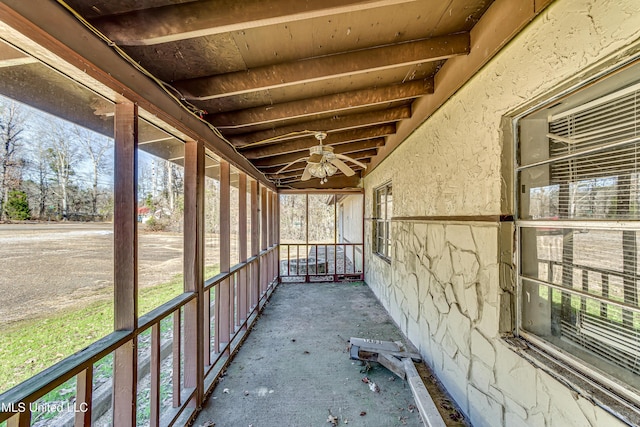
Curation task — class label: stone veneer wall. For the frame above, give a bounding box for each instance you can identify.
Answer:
[363,1,640,426]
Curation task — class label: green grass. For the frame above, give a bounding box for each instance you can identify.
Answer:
[0,265,219,395]
[537,285,640,330]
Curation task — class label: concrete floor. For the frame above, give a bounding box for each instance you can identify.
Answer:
[193,282,423,427]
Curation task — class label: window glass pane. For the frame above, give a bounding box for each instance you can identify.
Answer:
[137,121,184,316]
[519,164,640,220]
[279,194,306,243]
[204,153,220,279]
[0,96,115,393]
[521,279,640,391]
[520,226,640,308]
[386,185,393,220]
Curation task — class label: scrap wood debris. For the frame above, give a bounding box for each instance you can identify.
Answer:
[327,410,338,426]
[361,376,380,392]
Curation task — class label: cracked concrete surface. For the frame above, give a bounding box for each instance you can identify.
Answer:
[193,282,466,427]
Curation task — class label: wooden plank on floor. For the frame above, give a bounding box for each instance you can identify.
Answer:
[350,337,402,353]
[377,353,406,380]
[403,359,446,427]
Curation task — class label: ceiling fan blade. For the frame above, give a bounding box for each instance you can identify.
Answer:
[335,154,368,169]
[276,157,309,174]
[329,158,355,176]
[308,153,323,163]
[301,163,313,181]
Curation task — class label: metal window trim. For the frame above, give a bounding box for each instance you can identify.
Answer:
[550,80,640,121]
[518,330,640,411]
[373,181,392,259]
[518,219,640,231]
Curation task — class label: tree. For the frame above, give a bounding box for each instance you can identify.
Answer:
[74,125,112,217]
[0,101,24,220]
[44,121,79,220]
[22,138,52,219]
[4,189,30,220]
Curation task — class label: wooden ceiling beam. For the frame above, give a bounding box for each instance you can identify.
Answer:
[92,0,420,46]
[228,106,411,145]
[175,33,469,100]
[0,42,37,67]
[254,145,379,168]
[284,174,362,189]
[210,80,433,129]
[239,125,394,159]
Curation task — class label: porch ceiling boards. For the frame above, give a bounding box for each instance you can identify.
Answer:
[0,0,553,189]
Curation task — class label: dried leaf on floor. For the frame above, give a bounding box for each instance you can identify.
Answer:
[327,414,338,426]
[198,421,215,427]
[399,415,408,425]
[361,377,370,384]
[408,404,416,413]
[359,411,367,416]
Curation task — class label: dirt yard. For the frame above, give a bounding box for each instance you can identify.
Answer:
[0,222,186,325]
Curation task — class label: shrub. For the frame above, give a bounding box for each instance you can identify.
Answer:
[144,216,168,232]
[4,190,31,220]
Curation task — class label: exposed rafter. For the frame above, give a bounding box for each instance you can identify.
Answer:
[227,106,411,145]
[175,33,469,100]
[284,174,362,189]
[210,80,433,129]
[91,0,420,46]
[239,125,394,159]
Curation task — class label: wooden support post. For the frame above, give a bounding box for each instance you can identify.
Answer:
[74,368,93,427]
[7,411,30,427]
[172,309,181,407]
[251,181,259,308]
[113,101,138,427]
[217,161,231,352]
[261,187,268,295]
[238,174,248,327]
[150,323,161,427]
[183,139,204,405]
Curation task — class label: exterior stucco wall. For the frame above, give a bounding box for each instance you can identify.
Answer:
[363,1,640,426]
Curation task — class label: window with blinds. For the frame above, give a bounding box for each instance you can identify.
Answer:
[516,75,640,403]
[374,182,392,261]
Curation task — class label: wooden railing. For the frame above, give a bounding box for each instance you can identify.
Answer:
[0,245,279,427]
[535,259,640,375]
[279,243,364,282]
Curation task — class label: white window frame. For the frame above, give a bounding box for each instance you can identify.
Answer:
[373,182,391,261]
[513,60,640,415]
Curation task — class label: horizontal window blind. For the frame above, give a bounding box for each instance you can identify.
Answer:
[517,78,640,398]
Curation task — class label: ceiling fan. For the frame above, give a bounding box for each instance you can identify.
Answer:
[276,132,367,183]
